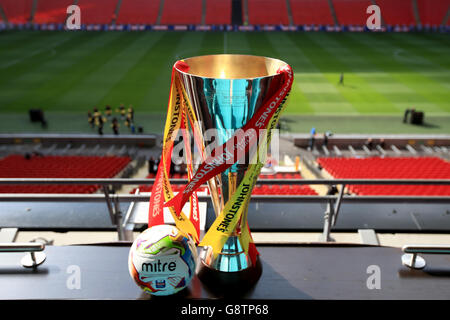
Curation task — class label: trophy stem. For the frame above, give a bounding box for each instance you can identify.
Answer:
[197,168,263,294]
[196,237,262,295]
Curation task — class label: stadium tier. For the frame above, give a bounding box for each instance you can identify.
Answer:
[34,0,73,24]
[317,157,450,196]
[0,0,33,23]
[1,0,448,27]
[159,0,202,25]
[77,0,119,25]
[0,155,131,193]
[332,0,372,26]
[134,172,317,195]
[205,0,231,25]
[247,0,290,25]
[417,0,450,26]
[375,0,416,26]
[289,0,335,25]
[116,0,160,25]
[255,173,318,195]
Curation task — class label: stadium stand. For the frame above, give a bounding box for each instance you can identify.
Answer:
[2,0,447,27]
[255,173,318,195]
[289,0,335,25]
[416,0,450,26]
[0,155,131,193]
[332,0,372,26]
[34,0,73,24]
[77,0,119,25]
[376,0,416,26]
[247,0,290,25]
[133,172,317,195]
[317,157,450,196]
[116,0,160,25]
[0,0,33,23]
[159,0,202,25]
[205,0,231,25]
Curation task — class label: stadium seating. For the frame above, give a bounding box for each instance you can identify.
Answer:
[77,0,119,24]
[332,0,372,26]
[0,155,131,193]
[247,0,290,25]
[116,0,160,25]
[254,173,318,195]
[317,157,450,196]
[205,0,231,25]
[3,0,447,27]
[0,0,33,23]
[134,172,317,195]
[34,0,73,24]
[416,0,450,26]
[289,0,335,25]
[376,0,416,26]
[160,0,202,25]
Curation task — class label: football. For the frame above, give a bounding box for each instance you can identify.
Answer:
[128,224,197,296]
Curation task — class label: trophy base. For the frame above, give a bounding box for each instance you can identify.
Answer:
[196,255,262,296]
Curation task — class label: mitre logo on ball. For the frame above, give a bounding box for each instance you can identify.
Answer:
[128,224,197,296]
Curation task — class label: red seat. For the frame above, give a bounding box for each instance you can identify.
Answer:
[0,155,131,194]
[317,156,450,196]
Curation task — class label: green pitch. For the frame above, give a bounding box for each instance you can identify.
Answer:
[0,30,449,134]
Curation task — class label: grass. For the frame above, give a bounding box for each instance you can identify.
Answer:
[0,30,449,134]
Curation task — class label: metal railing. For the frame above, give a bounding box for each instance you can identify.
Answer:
[0,178,449,185]
[0,178,449,242]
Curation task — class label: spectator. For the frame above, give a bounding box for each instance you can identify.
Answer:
[127,105,134,122]
[111,117,119,135]
[87,111,94,128]
[148,156,156,174]
[105,105,112,118]
[155,155,161,171]
[323,131,333,148]
[327,185,338,195]
[378,138,386,149]
[93,108,101,126]
[265,152,277,168]
[97,116,104,135]
[308,127,316,151]
[323,133,328,148]
[365,137,374,150]
[295,156,300,172]
[117,104,126,120]
[403,109,410,123]
[124,115,131,128]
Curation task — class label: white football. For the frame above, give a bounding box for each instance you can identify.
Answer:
[128,224,197,296]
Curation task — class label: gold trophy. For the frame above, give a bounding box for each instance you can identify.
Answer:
[171,54,292,293]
